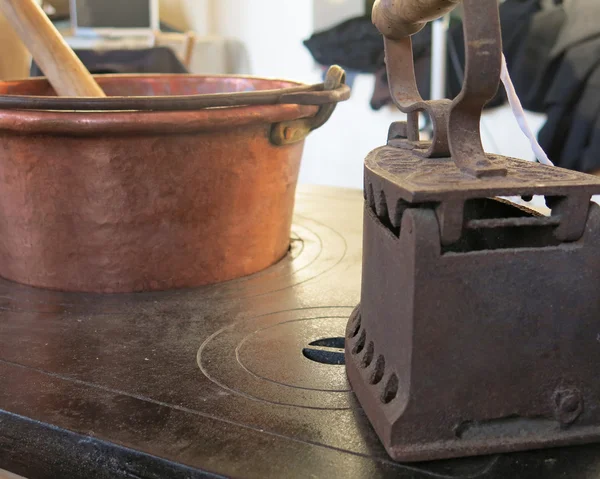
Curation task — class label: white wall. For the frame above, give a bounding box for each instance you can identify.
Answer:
[313,0,364,31]
[211,0,316,83]
[301,76,403,188]
[160,0,211,35]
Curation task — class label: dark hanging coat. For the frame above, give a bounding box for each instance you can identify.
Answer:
[525,0,600,172]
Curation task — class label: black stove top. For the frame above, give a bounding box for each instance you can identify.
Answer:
[1,185,600,479]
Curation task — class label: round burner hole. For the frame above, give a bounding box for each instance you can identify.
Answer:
[302,337,346,365]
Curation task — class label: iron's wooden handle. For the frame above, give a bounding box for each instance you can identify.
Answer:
[373,0,460,39]
[0,0,105,97]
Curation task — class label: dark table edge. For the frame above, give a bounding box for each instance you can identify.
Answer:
[0,409,226,479]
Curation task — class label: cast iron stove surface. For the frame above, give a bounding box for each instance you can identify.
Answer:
[1,185,600,478]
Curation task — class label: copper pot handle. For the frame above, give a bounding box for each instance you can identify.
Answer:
[0,66,349,112]
[372,0,460,39]
[271,65,347,145]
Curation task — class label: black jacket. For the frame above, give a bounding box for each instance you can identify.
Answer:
[522,0,600,172]
[302,0,540,109]
[537,37,600,172]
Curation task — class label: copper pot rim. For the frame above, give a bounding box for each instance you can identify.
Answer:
[0,104,319,135]
[0,74,324,135]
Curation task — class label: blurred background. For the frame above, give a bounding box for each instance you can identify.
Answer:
[2,0,596,189]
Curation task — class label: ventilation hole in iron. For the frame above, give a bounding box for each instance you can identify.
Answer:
[361,341,374,368]
[376,190,389,220]
[348,312,362,338]
[444,198,561,253]
[370,355,385,385]
[352,329,366,355]
[370,201,400,237]
[366,182,376,208]
[381,373,399,404]
[390,198,410,229]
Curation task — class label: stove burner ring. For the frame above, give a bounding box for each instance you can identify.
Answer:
[197,307,356,410]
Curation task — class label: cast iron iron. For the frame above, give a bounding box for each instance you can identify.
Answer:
[345,0,600,463]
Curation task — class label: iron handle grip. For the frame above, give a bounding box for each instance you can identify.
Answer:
[372,0,460,39]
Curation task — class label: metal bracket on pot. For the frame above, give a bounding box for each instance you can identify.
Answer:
[345,0,600,464]
[270,65,347,146]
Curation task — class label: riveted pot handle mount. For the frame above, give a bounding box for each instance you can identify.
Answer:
[271,65,347,145]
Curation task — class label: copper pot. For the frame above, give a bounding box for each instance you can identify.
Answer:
[0,68,348,293]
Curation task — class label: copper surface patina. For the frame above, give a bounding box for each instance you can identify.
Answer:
[0,69,349,292]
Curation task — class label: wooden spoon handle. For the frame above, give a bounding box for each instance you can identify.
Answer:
[0,0,105,97]
[373,0,460,39]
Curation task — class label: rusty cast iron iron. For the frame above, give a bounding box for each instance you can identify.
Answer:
[0,67,349,293]
[345,0,600,463]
